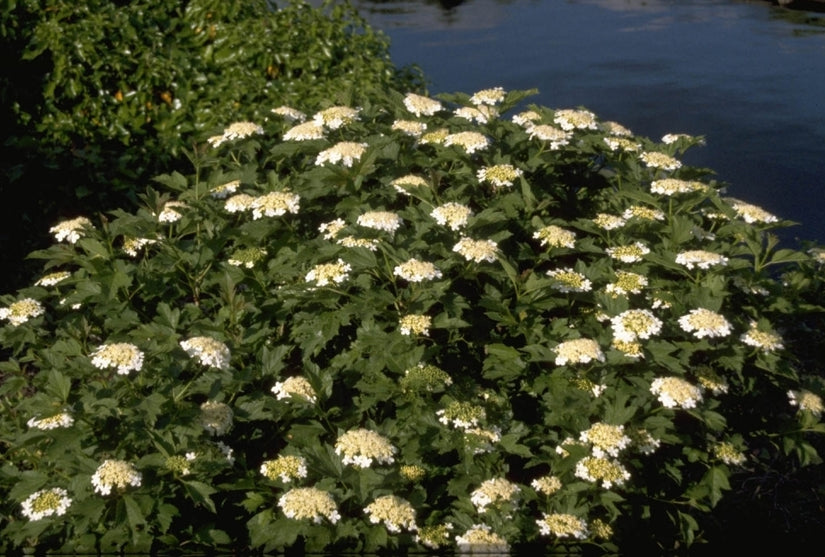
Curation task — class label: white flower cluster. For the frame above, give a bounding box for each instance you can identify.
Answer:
[21,488,72,521]
[334,428,396,468]
[90,342,145,375]
[91,459,142,495]
[180,336,231,369]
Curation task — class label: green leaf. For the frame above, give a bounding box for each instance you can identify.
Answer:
[483,343,526,381]
[703,466,731,507]
[45,369,72,402]
[153,171,189,192]
[183,480,217,513]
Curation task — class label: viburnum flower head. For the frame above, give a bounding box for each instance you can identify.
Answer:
[574,456,631,489]
[623,204,665,221]
[90,342,145,375]
[536,513,589,539]
[604,136,641,152]
[400,363,453,392]
[675,250,729,270]
[531,475,562,496]
[207,121,264,147]
[455,524,509,553]
[662,132,699,144]
[400,464,427,482]
[315,141,368,167]
[534,224,576,249]
[224,193,255,213]
[199,401,234,436]
[335,428,396,468]
[454,105,497,124]
[713,442,747,466]
[437,400,486,430]
[392,119,427,137]
[740,322,784,352]
[391,174,429,195]
[164,454,196,476]
[444,131,490,154]
[271,105,306,122]
[553,108,598,131]
[0,298,45,326]
[282,120,325,141]
[393,258,442,282]
[605,242,650,263]
[28,412,74,430]
[610,309,663,342]
[470,477,521,513]
[640,151,682,171]
[305,259,351,287]
[465,426,502,454]
[364,495,417,533]
[260,455,308,483]
[50,216,93,244]
[158,201,186,223]
[403,92,443,117]
[35,271,71,287]
[470,86,506,105]
[21,488,72,521]
[546,268,592,293]
[180,336,231,369]
[415,523,454,549]
[788,389,824,417]
[399,314,431,336]
[419,127,449,145]
[319,218,346,240]
[271,376,317,403]
[580,422,631,458]
[611,338,644,360]
[312,105,360,129]
[453,238,498,263]
[357,210,402,234]
[593,213,626,230]
[477,164,523,188]
[209,179,240,199]
[605,270,648,297]
[251,191,300,219]
[725,197,779,224]
[678,308,732,339]
[528,124,571,148]
[553,338,605,366]
[278,487,340,524]
[338,236,380,250]
[601,120,633,136]
[651,376,703,409]
[650,178,707,196]
[512,109,542,127]
[91,459,142,495]
[431,202,472,230]
[631,428,661,454]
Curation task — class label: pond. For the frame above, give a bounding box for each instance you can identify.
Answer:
[333,0,825,245]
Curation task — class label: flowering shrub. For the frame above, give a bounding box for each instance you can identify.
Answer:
[0,0,420,292]
[1,84,825,553]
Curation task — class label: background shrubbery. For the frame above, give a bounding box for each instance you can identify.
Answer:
[0,0,421,291]
[1,0,824,554]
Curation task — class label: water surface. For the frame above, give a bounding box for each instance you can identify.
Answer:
[345,0,825,244]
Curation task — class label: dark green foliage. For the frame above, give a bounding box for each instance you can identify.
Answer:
[0,0,422,291]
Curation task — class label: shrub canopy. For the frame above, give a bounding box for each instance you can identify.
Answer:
[2,82,824,552]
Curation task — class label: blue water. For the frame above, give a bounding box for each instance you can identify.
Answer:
[346,0,825,244]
